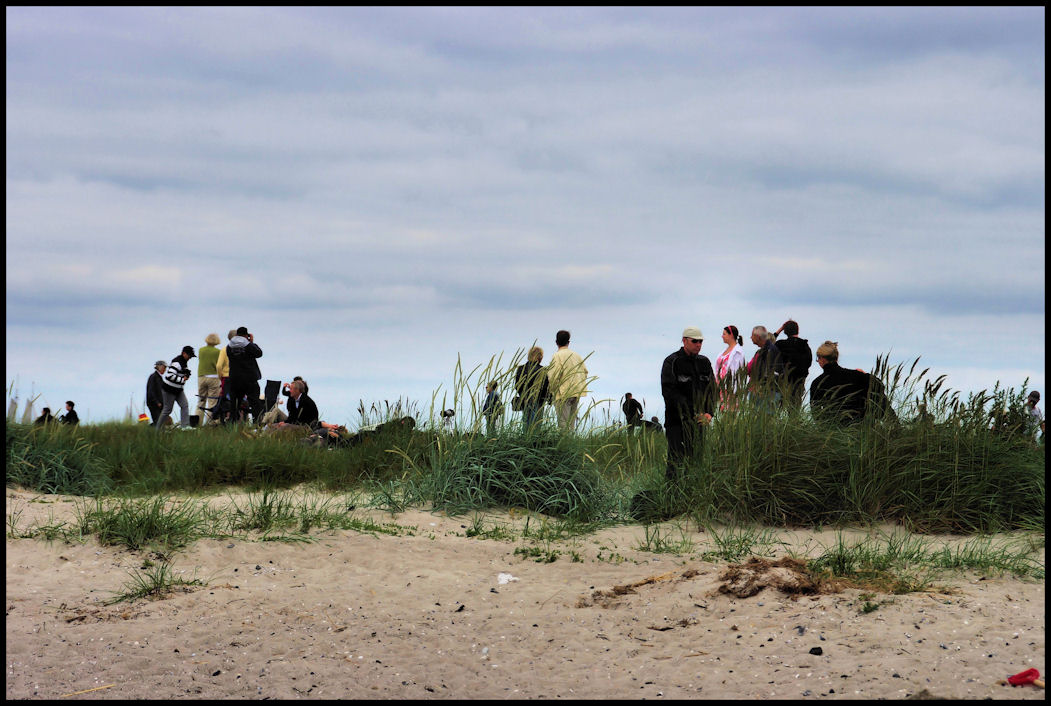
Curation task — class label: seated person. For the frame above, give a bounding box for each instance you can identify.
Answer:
[60,401,80,425]
[282,376,308,396]
[271,380,319,431]
[305,416,417,448]
[34,407,55,425]
[809,341,893,425]
[640,415,663,433]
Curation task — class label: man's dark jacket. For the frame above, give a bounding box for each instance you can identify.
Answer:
[146,371,165,412]
[750,340,785,389]
[775,336,812,388]
[286,393,319,428]
[623,397,643,425]
[661,348,715,428]
[226,337,263,382]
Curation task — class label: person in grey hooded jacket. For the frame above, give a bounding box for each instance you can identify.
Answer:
[226,326,263,423]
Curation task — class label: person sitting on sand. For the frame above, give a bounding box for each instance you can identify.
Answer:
[34,407,55,425]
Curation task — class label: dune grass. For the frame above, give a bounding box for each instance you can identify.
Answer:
[5,355,1044,537]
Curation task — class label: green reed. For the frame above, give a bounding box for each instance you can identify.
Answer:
[6,355,1044,533]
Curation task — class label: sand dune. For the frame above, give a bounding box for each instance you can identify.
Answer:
[5,488,1045,700]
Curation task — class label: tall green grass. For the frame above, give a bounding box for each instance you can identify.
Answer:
[5,355,1045,533]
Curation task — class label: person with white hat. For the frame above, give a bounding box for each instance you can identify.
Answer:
[661,326,715,482]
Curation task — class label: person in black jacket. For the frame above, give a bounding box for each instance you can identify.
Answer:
[749,325,785,410]
[274,379,319,430]
[809,341,893,425]
[661,326,715,481]
[34,407,54,425]
[226,326,263,423]
[60,400,79,426]
[773,319,812,409]
[146,360,167,425]
[515,346,550,431]
[622,392,644,435]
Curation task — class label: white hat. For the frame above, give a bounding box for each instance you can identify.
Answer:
[682,326,704,340]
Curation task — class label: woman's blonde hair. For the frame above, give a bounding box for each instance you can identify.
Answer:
[528,346,544,363]
[205,332,221,346]
[816,340,839,362]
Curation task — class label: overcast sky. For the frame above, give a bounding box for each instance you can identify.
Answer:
[6,7,1045,427]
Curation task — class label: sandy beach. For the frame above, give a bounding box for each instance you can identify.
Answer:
[5,487,1045,700]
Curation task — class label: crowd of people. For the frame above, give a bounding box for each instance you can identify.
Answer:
[127,319,1042,468]
[495,320,1044,483]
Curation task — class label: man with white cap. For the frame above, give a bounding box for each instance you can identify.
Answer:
[661,326,715,481]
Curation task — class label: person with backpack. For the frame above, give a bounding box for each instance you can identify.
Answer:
[774,319,812,409]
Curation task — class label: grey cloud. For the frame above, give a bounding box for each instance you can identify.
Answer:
[751,281,1043,317]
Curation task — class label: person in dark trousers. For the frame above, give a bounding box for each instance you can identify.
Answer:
[226,326,263,423]
[809,341,893,425]
[622,392,644,434]
[773,319,812,409]
[661,326,715,481]
[146,360,167,425]
[60,400,80,425]
[482,381,502,436]
[515,346,550,431]
[158,347,195,429]
[749,325,785,410]
[34,407,55,425]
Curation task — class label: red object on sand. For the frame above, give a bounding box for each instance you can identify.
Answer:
[1007,668,1040,686]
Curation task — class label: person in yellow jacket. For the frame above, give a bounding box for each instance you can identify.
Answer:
[213,329,236,423]
[546,329,588,431]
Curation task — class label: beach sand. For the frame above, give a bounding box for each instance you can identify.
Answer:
[5,488,1045,700]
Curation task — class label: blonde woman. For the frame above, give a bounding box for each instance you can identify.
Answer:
[515,346,550,430]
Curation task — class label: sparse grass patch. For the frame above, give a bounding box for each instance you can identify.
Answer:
[635,523,696,554]
[74,496,209,552]
[700,523,783,563]
[104,559,206,605]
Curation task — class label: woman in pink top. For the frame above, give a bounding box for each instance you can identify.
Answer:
[715,325,746,410]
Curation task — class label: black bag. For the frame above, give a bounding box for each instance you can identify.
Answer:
[511,396,523,412]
